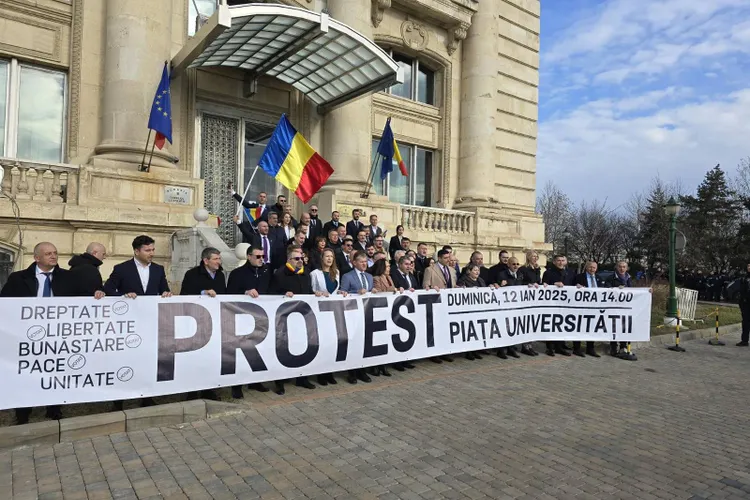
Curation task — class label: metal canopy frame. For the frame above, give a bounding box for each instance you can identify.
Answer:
[172,3,403,113]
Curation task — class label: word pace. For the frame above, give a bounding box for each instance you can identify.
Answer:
[156,295,443,381]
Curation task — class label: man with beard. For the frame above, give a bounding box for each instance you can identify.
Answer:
[269,245,322,394]
[346,208,365,238]
[323,210,342,235]
[488,250,510,286]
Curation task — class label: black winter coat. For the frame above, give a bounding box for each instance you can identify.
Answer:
[270,266,313,295]
[68,253,104,295]
[226,262,272,295]
[181,265,227,295]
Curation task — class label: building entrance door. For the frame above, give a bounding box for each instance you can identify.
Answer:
[200,112,280,248]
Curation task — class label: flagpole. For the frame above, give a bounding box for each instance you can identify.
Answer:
[138,130,153,172]
[361,153,382,199]
[235,165,260,219]
[144,140,157,173]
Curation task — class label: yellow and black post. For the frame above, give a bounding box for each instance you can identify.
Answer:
[668,309,686,352]
[708,307,725,346]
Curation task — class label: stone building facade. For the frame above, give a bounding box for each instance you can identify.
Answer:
[0,0,547,288]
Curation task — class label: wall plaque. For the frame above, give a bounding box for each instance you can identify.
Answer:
[164,186,191,205]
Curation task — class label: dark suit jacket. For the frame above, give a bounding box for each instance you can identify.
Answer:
[103,259,170,296]
[181,265,227,295]
[391,268,418,290]
[389,236,404,258]
[542,267,576,286]
[251,233,285,269]
[365,225,383,243]
[0,264,73,297]
[498,269,527,287]
[336,250,354,275]
[67,253,104,295]
[346,219,365,239]
[308,217,323,241]
[575,272,606,288]
[323,220,343,236]
[413,256,431,286]
[232,193,269,222]
[353,241,368,253]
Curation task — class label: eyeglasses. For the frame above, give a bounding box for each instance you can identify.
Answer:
[310,209,318,211]
[291,257,303,261]
[251,255,264,259]
[510,263,521,266]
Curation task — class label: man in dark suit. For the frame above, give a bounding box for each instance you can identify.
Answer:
[267,212,285,242]
[391,255,418,291]
[497,257,529,359]
[0,242,83,425]
[322,210,342,236]
[353,229,369,253]
[181,247,226,401]
[67,242,107,296]
[572,261,604,358]
[308,205,323,240]
[340,251,375,383]
[365,214,384,244]
[461,251,490,283]
[488,250,510,285]
[336,241,355,275]
[542,254,576,357]
[229,184,269,222]
[104,235,171,409]
[413,243,432,286]
[250,221,284,270]
[346,208,365,238]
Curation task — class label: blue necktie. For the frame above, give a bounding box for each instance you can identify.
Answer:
[42,273,52,297]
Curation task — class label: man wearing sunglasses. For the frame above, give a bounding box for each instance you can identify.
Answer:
[336,238,355,274]
[497,256,537,358]
[226,246,273,397]
[269,245,321,394]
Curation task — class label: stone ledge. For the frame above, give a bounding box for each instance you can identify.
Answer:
[0,420,59,450]
[0,399,233,452]
[60,411,125,442]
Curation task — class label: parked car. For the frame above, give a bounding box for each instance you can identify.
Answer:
[596,270,615,284]
[723,279,741,302]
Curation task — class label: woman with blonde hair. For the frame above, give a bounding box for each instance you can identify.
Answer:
[280,212,296,243]
[310,248,347,385]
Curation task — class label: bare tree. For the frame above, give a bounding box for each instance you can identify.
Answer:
[567,199,622,265]
[536,180,574,254]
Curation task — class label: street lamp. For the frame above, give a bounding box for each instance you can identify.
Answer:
[664,196,681,323]
[563,229,571,257]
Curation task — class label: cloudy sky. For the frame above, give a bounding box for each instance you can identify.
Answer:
[538,0,750,206]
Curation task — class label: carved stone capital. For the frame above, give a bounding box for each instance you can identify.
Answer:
[401,20,429,51]
[447,22,470,55]
[371,0,391,28]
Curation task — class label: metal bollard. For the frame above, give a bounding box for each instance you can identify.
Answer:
[668,309,686,352]
[708,307,725,346]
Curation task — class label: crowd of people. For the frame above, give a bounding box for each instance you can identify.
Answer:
[1,190,644,426]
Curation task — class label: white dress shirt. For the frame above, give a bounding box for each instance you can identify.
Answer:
[35,266,53,298]
[134,258,151,293]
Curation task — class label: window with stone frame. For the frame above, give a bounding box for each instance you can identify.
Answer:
[0,59,67,163]
[371,139,434,207]
[383,50,435,106]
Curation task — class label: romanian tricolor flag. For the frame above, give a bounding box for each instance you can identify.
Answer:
[378,117,408,180]
[243,206,262,223]
[258,115,334,203]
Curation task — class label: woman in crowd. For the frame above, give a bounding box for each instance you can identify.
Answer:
[310,248,347,385]
[280,212,296,242]
[389,225,405,259]
[457,263,489,360]
[308,236,327,270]
[518,250,542,356]
[367,259,402,376]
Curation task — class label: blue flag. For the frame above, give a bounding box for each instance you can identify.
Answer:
[378,118,395,180]
[148,63,172,149]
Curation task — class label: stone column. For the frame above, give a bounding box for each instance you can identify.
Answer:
[456,1,497,205]
[92,0,176,169]
[322,0,372,192]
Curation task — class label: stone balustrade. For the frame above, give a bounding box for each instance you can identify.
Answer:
[0,159,79,203]
[401,205,475,235]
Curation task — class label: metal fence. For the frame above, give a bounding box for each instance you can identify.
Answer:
[676,287,700,322]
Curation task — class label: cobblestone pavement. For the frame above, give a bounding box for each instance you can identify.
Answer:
[3,334,750,500]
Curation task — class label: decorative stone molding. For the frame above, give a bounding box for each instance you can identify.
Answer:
[401,20,429,51]
[68,0,84,158]
[447,22,470,55]
[371,0,391,28]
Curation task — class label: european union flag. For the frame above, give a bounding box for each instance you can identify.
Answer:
[148,62,172,149]
[377,117,407,180]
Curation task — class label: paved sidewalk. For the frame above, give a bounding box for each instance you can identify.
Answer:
[3,334,750,500]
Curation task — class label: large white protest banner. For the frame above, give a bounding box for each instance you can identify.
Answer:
[0,287,651,409]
